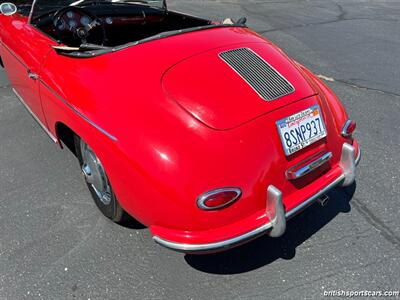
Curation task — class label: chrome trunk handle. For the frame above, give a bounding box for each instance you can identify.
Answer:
[286,152,333,180]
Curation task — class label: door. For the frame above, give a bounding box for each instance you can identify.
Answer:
[0,11,56,127]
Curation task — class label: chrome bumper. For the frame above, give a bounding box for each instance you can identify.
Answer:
[153,143,361,254]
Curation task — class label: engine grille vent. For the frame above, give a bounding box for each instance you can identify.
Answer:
[219,48,295,101]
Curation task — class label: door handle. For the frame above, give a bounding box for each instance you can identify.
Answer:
[27,70,39,81]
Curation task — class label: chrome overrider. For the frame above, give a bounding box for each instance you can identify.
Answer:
[153,143,361,253]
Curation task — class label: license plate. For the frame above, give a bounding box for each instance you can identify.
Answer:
[276,105,327,156]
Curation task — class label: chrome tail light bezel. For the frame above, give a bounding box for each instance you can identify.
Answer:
[197,188,242,211]
[341,119,356,137]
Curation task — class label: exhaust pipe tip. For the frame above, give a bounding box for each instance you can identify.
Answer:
[317,194,329,207]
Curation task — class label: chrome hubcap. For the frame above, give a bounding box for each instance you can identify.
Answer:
[80,140,112,205]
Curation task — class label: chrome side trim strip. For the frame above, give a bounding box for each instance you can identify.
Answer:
[153,174,346,253]
[3,41,116,141]
[38,79,118,141]
[12,88,58,143]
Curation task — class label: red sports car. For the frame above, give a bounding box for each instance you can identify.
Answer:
[0,0,360,253]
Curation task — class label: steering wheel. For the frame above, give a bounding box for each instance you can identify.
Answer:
[53,6,107,46]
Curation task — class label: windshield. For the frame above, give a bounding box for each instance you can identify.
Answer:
[29,0,165,21]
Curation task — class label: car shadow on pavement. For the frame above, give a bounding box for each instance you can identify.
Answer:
[119,218,147,230]
[184,183,356,274]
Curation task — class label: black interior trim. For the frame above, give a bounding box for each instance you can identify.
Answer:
[59,24,247,58]
[31,3,212,47]
[29,3,248,58]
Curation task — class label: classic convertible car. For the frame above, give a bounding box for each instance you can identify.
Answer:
[0,0,360,253]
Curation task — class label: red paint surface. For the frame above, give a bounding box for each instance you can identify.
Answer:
[0,13,359,246]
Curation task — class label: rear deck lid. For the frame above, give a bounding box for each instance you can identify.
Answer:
[162,43,317,130]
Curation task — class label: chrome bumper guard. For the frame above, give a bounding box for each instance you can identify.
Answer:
[153,143,361,254]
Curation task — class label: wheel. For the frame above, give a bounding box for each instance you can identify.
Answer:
[74,135,128,223]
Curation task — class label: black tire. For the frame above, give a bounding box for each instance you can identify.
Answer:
[74,135,128,223]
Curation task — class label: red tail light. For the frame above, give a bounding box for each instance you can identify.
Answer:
[341,120,356,137]
[197,188,242,211]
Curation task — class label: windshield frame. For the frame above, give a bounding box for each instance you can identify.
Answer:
[28,0,166,23]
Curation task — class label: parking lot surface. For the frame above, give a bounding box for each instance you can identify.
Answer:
[0,0,399,299]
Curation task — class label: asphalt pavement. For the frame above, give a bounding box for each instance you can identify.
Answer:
[1,0,399,299]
